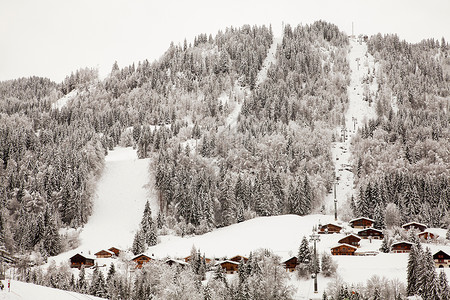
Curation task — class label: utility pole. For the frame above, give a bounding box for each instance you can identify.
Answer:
[341,126,347,142]
[309,232,321,293]
[334,181,339,221]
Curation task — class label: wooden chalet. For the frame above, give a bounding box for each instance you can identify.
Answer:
[218,260,240,274]
[331,244,357,256]
[433,250,450,268]
[319,223,342,234]
[357,228,384,239]
[229,255,248,263]
[349,217,374,229]
[70,253,95,269]
[418,231,438,241]
[132,254,152,269]
[402,222,427,232]
[338,234,361,247]
[94,249,115,259]
[184,255,212,264]
[165,258,188,268]
[391,241,413,253]
[108,247,121,256]
[282,256,298,272]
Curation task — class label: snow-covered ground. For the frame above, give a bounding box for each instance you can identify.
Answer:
[143,214,450,299]
[51,89,78,110]
[49,147,155,266]
[0,279,103,300]
[323,38,378,215]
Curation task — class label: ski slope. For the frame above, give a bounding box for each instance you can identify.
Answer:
[323,38,378,215]
[0,279,103,300]
[78,147,156,252]
[51,147,156,266]
[52,89,78,110]
[222,36,281,130]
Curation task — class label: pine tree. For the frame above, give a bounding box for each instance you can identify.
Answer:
[77,265,87,293]
[407,243,422,296]
[90,265,107,298]
[418,248,438,299]
[298,236,311,263]
[132,229,145,255]
[380,235,391,253]
[438,270,450,300]
[321,252,336,277]
[446,227,450,240]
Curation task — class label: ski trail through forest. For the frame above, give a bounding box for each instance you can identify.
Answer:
[323,38,378,217]
[77,147,155,251]
[224,36,281,129]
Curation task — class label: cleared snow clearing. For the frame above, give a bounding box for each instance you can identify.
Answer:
[323,38,378,215]
[221,36,281,130]
[255,37,281,86]
[51,89,78,110]
[0,279,104,300]
[78,147,155,251]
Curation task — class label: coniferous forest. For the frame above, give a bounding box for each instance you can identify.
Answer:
[0,21,449,299]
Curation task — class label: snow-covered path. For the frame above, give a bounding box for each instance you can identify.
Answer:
[222,36,281,130]
[78,147,156,252]
[51,89,78,110]
[323,38,378,216]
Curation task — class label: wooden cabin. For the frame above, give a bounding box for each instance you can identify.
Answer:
[229,255,248,263]
[319,223,342,234]
[331,244,357,256]
[94,249,114,259]
[132,254,152,269]
[165,258,188,268]
[357,228,384,239]
[391,241,413,253]
[433,250,450,268]
[70,253,95,269]
[108,247,121,256]
[338,234,361,247]
[418,231,438,241]
[349,217,374,229]
[402,222,427,232]
[218,260,240,274]
[282,256,298,272]
[184,255,212,263]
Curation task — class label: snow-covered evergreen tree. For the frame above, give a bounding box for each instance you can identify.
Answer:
[132,229,145,255]
[90,265,107,298]
[438,270,450,300]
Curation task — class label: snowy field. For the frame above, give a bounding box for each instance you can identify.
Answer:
[0,280,103,300]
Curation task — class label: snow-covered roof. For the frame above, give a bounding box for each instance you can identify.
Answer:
[132,253,152,260]
[321,222,342,228]
[215,260,240,266]
[71,253,96,260]
[339,233,361,241]
[417,231,439,238]
[391,241,413,247]
[331,243,358,250]
[432,250,450,258]
[165,258,188,266]
[357,228,383,233]
[94,249,115,255]
[282,256,298,263]
[402,222,427,228]
[349,217,375,223]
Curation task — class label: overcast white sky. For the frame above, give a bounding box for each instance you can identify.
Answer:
[1,0,449,82]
